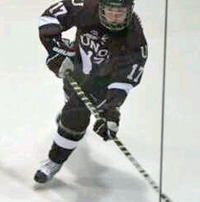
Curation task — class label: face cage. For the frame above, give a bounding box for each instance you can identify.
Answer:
[99,3,133,31]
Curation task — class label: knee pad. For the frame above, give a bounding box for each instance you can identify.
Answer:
[57,106,91,141]
[57,120,86,141]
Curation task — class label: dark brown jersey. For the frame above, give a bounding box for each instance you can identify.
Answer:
[39,0,148,106]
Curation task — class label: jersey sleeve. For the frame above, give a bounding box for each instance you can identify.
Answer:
[107,11,148,96]
[38,0,83,51]
[106,29,148,109]
[108,37,148,96]
[39,0,83,30]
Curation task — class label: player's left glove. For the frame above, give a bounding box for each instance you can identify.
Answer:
[93,107,120,141]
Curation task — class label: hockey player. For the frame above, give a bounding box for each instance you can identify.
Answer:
[34,0,148,183]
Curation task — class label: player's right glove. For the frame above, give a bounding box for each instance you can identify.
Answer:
[46,38,77,78]
[57,55,74,78]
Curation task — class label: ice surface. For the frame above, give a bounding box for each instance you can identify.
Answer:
[0,0,199,201]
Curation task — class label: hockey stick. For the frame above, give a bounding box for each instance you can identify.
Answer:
[65,72,173,202]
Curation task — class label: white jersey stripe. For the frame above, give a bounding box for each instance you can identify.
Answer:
[38,16,60,27]
[54,133,78,150]
[108,82,133,94]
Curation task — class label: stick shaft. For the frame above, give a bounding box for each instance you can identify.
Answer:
[65,74,172,202]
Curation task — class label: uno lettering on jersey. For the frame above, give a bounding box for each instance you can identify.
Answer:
[79,31,110,74]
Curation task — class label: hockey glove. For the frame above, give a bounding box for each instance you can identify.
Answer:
[57,56,74,78]
[93,107,120,141]
[46,38,77,78]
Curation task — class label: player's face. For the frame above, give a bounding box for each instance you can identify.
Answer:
[104,6,127,24]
